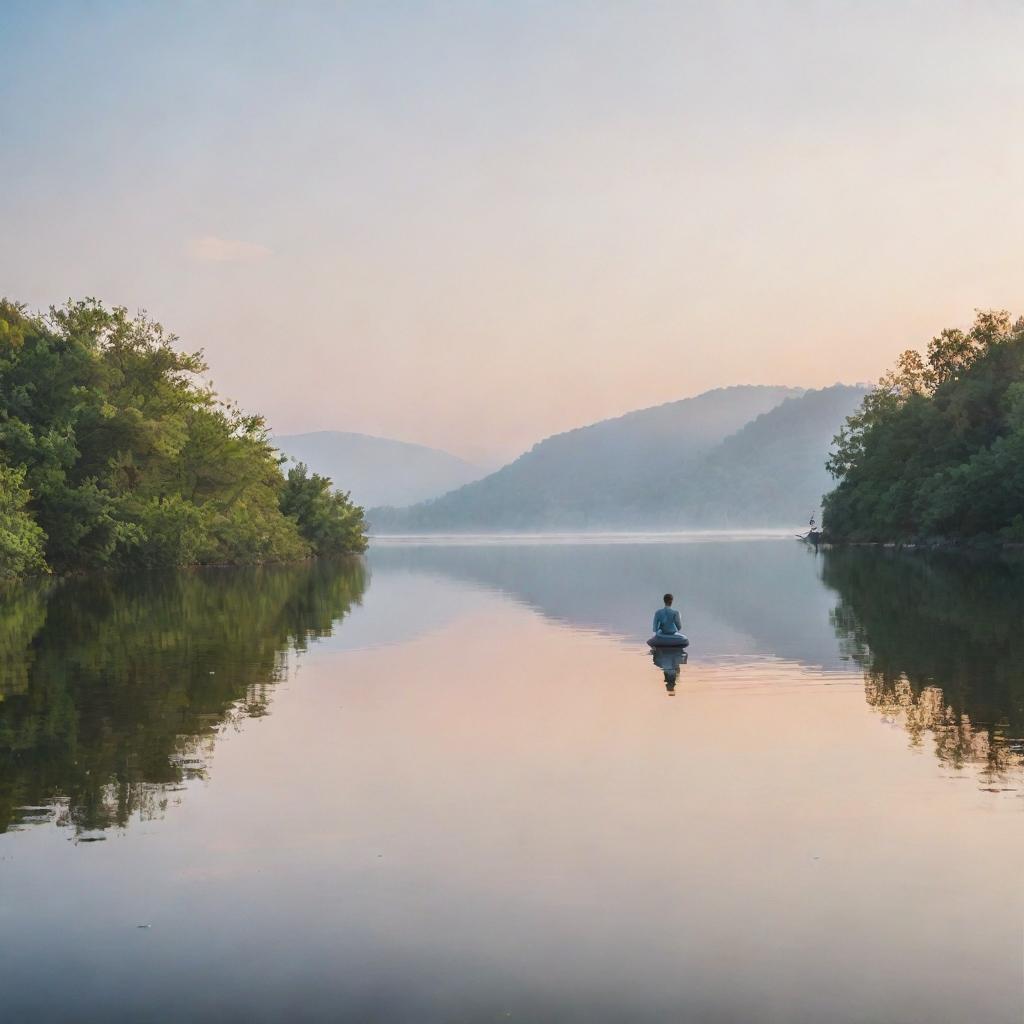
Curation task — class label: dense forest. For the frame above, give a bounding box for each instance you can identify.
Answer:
[0,299,366,577]
[823,310,1024,543]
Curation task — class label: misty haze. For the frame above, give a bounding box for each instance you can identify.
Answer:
[3,4,1024,1023]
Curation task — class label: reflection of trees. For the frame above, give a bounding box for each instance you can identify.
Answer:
[0,559,366,834]
[0,581,51,700]
[823,548,1024,786]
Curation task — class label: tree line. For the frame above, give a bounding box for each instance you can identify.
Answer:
[824,310,1024,543]
[0,298,366,577]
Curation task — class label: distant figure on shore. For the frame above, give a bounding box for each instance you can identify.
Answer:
[653,593,682,637]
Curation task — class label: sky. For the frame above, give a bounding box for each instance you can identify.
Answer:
[2,1,1024,465]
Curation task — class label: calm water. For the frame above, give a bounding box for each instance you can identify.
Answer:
[2,538,1023,1023]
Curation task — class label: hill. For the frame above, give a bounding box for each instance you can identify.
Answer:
[274,431,484,509]
[368,385,804,531]
[665,384,868,526]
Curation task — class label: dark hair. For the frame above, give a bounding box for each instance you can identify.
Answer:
[663,593,673,605]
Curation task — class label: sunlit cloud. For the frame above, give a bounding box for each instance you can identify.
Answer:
[189,235,272,264]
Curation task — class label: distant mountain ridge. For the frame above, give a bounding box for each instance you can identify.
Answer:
[369,384,861,531]
[274,431,484,509]
[665,384,868,526]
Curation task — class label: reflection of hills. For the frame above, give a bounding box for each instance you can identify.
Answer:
[822,548,1024,784]
[368,540,848,669]
[0,560,366,834]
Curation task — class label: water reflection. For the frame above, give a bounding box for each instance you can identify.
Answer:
[5,540,1024,842]
[370,539,846,668]
[651,648,687,693]
[373,539,1024,783]
[822,547,1024,787]
[3,541,1024,1022]
[0,559,366,834]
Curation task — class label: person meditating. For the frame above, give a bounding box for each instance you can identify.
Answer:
[653,593,682,636]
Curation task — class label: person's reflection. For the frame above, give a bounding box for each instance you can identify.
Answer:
[651,648,687,695]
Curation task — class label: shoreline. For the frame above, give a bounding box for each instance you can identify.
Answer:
[807,536,1024,555]
[0,551,367,586]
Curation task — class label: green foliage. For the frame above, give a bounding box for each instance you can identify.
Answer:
[280,463,367,555]
[0,298,366,574]
[824,310,1024,542]
[0,464,47,578]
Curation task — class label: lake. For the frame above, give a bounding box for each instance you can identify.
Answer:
[2,536,1023,1023]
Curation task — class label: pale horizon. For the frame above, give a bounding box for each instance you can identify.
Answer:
[4,1,1023,462]
[273,380,866,468]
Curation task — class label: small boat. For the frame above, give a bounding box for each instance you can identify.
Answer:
[647,633,690,649]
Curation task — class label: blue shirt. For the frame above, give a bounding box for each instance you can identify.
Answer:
[653,607,681,635]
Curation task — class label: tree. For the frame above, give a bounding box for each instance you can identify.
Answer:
[0,464,47,578]
[0,298,367,575]
[824,310,1024,542]
[280,463,367,556]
